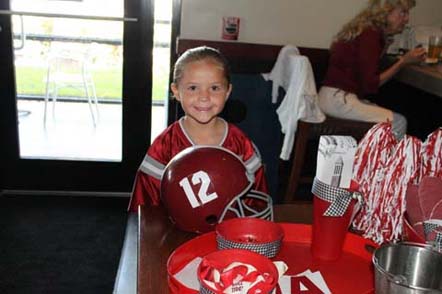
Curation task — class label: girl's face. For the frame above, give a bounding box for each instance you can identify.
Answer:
[386,7,410,35]
[171,58,232,125]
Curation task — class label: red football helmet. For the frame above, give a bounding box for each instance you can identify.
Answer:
[160,145,273,233]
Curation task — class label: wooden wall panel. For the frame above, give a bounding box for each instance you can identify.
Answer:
[176,38,329,86]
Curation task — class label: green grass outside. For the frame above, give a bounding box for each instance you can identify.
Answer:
[15,66,169,102]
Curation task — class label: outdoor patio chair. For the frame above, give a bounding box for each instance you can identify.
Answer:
[44,42,99,126]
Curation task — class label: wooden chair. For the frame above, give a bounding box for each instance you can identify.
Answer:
[283,117,375,203]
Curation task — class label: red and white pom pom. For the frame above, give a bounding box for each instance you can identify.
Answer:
[352,123,422,243]
[420,128,442,178]
[352,124,442,244]
[352,123,397,233]
[368,136,422,243]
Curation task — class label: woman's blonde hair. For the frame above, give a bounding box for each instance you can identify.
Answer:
[335,0,416,42]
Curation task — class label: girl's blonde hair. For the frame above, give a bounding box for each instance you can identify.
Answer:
[335,0,416,42]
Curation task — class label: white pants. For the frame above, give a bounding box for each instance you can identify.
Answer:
[318,86,407,139]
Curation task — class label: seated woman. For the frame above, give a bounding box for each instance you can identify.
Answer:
[318,0,426,140]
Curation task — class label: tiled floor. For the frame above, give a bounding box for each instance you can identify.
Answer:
[17,100,166,162]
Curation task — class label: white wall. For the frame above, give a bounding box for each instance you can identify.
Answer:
[180,0,442,49]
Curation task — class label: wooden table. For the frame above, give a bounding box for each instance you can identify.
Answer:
[137,203,313,294]
[395,62,442,98]
[380,56,442,140]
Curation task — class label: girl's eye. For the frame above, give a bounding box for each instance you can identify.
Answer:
[187,85,197,91]
[211,85,221,91]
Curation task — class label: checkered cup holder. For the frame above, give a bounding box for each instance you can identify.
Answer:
[215,218,284,258]
[423,220,442,252]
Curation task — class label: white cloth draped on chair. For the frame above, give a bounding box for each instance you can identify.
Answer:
[263,44,325,160]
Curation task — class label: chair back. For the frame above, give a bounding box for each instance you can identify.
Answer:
[282,117,375,203]
[46,42,95,86]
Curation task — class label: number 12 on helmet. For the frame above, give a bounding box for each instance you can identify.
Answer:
[161,146,273,233]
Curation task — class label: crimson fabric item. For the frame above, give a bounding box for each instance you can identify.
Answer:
[161,146,273,233]
[404,176,442,243]
[418,176,442,220]
[405,183,426,241]
[402,213,425,243]
[405,184,423,225]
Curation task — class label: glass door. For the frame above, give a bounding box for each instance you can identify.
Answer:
[0,0,156,193]
[12,2,129,162]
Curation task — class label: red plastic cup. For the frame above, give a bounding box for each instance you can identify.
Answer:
[311,194,356,262]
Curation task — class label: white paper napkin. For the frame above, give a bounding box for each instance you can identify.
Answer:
[278,269,331,294]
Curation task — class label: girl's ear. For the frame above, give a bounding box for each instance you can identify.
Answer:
[225,83,232,100]
[171,83,180,101]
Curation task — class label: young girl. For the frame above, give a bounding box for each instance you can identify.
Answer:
[128,46,268,212]
[318,0,426,140]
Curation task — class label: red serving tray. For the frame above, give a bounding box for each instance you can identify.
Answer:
[167,223,377,294]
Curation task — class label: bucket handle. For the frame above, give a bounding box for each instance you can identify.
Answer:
[373,256,410,285]
[373,241,434,286]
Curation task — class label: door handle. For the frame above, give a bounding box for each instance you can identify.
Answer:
[14,15,25,50]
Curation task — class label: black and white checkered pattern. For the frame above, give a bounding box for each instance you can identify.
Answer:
[199,284,214,294]
[434,232,442,252]
[423,220,442,252]
[216,235,282,258]
[423,221,442,236]
[200,281,275,294]
[312,178,356,217]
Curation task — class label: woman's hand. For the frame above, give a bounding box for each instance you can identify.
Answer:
[380,47,426,85]
[401,47,426,65]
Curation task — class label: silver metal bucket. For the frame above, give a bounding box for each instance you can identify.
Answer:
[373,242,442,294]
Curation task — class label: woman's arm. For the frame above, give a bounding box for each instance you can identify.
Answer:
[379,47,426,85]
